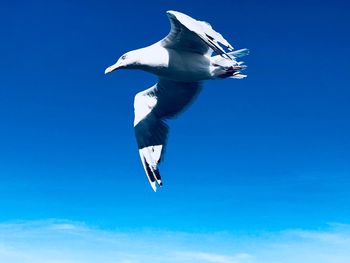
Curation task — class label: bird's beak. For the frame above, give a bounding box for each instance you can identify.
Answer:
[104,60,122,74]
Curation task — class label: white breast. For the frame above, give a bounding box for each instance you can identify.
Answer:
[143,44,212,82]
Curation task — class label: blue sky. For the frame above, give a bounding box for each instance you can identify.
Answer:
[0,0,350,262]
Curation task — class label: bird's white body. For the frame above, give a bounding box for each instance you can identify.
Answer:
[105,10,249,191]
[123,43,214,82]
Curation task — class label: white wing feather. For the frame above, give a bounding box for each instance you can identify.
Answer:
[162,10,234,59]
[134,79,201,191]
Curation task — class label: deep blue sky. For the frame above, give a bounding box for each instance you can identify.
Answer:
[0,0,349,235]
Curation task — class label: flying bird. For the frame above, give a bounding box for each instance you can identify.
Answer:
[105,10,248,191]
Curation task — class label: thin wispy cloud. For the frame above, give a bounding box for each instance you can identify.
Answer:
[0,219,349,263]
[174,251,253,263]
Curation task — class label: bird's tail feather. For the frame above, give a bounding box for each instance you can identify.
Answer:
[211,48,249,79]
[215,64,247,79]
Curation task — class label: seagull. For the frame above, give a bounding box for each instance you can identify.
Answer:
[105,10,248,191]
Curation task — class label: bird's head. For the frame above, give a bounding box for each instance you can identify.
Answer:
[104,51,141,74]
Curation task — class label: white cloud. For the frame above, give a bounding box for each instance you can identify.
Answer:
[0,219,349,263]
[174,251,253,263]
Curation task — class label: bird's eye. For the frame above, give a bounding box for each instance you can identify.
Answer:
[121,54,127,60]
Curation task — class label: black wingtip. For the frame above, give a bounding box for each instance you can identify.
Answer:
[144,157,156,183]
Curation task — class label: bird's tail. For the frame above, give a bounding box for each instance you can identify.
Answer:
[211,48,249,79]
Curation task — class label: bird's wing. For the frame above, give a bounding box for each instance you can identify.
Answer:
[161,10,234,59]
[133,79,201,191]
